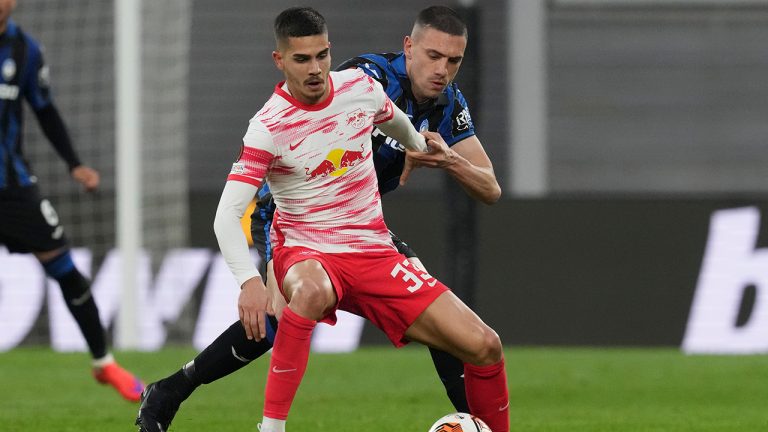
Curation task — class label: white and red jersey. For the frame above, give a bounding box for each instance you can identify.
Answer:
[228,69,397,253]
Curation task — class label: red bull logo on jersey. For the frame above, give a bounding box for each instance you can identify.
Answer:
[346,108,367,129]
[305,147,367,181]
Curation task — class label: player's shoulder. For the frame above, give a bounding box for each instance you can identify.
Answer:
[330,68,378,91]
[442,82,466,105]
[5,21,41,52]
[336,52,404,90]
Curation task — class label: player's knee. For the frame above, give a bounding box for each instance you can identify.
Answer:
[287,279,335,320]
[466,327,503,366]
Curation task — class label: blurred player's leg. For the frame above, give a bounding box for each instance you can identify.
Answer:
[136,316,277,432]
[39,248,145,402]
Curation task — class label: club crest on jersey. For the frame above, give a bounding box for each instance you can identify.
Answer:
[346,108,367,129]
[454,108,472,132]
[2,59,15,81]
[305,145,367,181]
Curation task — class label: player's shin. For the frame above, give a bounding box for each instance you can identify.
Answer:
[263,307,316,420]
[191,317,277,386]
[429,347,470,412]
[464,357,510,432]
[43,251,107,358]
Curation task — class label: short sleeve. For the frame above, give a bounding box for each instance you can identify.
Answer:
[442,87,475,146]
[227,118,276,186]
[24,44,53,111]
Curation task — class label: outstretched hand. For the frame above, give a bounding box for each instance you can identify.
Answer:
[399,131,457,186]
[71,165,100,192]
[239,276,275,341]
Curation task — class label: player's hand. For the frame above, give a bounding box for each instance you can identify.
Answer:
[238,276,274,341]
[399,131,457,186]
[71,165,100,192]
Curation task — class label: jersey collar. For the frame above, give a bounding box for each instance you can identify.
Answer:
[274,74,335,112]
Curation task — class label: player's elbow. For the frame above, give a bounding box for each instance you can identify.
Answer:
[212,206,231,242]
[479,183,502,205]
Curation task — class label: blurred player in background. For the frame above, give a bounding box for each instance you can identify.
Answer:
[0,0,144,402]
[136,5,502,431]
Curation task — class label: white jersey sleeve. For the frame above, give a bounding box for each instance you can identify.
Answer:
[214,118,276,287]
[370,77,427,152]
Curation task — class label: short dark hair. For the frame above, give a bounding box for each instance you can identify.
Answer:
[415,6,467,38]
[274,7,327,46]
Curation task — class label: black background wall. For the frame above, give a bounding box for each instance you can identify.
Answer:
[191,192,768,346]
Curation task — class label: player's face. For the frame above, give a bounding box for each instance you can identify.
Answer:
[0,0,16,30]
[273,34,332,105]
[404,27,466,103]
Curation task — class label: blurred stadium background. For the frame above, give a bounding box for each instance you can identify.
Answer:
[2,0,768,355]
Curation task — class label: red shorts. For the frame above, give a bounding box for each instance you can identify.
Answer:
[272,246,448,347]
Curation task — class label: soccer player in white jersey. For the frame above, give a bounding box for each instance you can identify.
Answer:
[212,7,509,432]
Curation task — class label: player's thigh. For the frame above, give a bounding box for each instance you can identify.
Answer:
[0,187,68,254]
[405,290,502,365]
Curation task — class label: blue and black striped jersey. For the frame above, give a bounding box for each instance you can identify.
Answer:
[337,52,476,194]
[0,20,72,189]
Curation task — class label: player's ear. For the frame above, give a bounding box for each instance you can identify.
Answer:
[272,50,284,71]
[403,35,412,59]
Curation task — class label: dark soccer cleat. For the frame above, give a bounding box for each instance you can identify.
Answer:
[135,381,182,432]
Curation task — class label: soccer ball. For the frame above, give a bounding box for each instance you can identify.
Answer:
[427,412,492,432]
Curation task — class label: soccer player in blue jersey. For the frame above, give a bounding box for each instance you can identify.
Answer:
[0,0,144,402]
[137,6,501,431]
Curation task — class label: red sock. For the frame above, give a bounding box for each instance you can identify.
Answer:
[263,307,316,420]
[465,358,509,432]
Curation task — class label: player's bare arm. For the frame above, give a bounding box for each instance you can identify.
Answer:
[401,132,501,204]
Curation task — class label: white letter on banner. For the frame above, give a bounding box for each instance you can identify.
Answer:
[683,207,768,354]
[0,249,45,351]
[311,311,365,353]
[142,248,212,349]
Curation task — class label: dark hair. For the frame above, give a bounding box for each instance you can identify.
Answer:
[415,5,467,38]
[274,7,327,45]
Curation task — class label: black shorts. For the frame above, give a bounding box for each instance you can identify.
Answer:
[0,185,69,253]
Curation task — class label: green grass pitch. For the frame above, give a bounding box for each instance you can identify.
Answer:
[1,346,766,431]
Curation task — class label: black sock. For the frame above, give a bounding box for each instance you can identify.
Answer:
[186,317,276,385]
[160,368,199,402]
[51,266,108,359]
[429,346,470,412]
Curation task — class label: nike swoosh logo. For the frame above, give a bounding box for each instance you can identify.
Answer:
[71,289,93,306]
[272,366,297,374]
[289,137,307,151]
[498,401,510,411]
[231,346,251,363]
